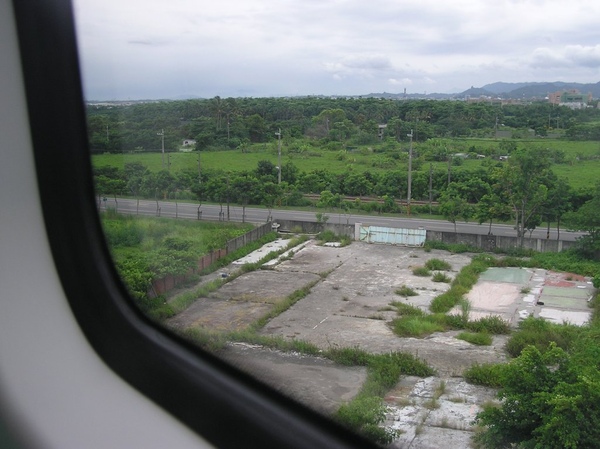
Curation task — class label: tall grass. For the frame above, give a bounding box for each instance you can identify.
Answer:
[505,316,582,357]
[425,258,452,271]
[463,363,506,387]
[457,332,493,346]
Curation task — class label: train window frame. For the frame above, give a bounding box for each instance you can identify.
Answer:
[11,0,378,448]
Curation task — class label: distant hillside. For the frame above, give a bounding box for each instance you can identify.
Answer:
[365,81,600,101]
[461,86,496,98]
[473,81,600,99]
[480,82,532,94]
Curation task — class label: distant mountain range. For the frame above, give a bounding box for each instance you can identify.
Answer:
[365,81,600,100]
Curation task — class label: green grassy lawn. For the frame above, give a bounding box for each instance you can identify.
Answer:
[93,148,397,175]
[92,137,600,190]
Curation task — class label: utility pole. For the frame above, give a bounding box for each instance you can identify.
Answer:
[407,129,413,216]
[494,116,499,139]
[275,128,282,184]
[226,173,230,221]
[429,162,433,214]
[157,129,165,169]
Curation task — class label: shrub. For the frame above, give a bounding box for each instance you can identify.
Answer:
[463,363,505,387]
[317,229,337,242]
[336,396,398,444]
[395,285,418,297]
[467,315,511,334]
[457,332,493,346]
[391,301,424,316]
[425,258,452,271]
[326,346,371,366]
[505,317,581,357]
[412,266,431,276]
[432,272,451,283]
[430,289,464,313]
[391,316,444,338]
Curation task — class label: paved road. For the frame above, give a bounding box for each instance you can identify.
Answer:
[101,197,584,242]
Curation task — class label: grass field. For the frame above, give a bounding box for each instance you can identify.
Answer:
[92,138,600,190]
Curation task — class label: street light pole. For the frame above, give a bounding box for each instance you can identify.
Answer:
[157,129,165,169]
[275,128,282,184]
[407,129,413,216]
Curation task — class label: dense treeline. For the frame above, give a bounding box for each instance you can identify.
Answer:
[87,97,600,152]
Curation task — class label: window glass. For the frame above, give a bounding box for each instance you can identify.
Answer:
[72,1,600,447]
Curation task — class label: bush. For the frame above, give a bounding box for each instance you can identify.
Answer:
[505,317,581,357]
[463,363,505,387]
[412,266,431,276]
[395,285,418,297]
[432,272,451,283]
[326,346,371,366]
[425,258,452,271]
[473,344,600,449]
[467,315,511,334]
[430,289,464,313]
[336,396,398,444]
[391,301,424,316]
[391,316,444,338]
[457,332,493,346]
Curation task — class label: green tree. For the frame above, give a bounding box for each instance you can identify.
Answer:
[124,162,148,214]
[563,182,600,259]
[438,184,472,233]
[256,160,277,179]
[475,193,512,234]
[475,341,600,449]
[344,172,373,197]
[261,181,282,221]
[231,174,262,222]
[93,166,126,211]
[540,178,571,240]
[498,147,552,246]
[245,114,267,142]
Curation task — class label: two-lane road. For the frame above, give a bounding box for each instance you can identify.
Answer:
[101,197,585,242]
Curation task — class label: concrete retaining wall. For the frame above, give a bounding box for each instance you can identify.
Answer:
[424,230,574,252]
[275,219,355,237]
[276,219,574,253]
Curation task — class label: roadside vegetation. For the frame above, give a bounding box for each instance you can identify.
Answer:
[101,211,255,310]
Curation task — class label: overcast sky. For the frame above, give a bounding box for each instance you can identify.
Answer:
[73,0,600,100]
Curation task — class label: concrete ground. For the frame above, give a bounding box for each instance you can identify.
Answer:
[167,239,595,448]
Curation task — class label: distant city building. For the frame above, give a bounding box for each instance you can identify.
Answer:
[548,89,592,109]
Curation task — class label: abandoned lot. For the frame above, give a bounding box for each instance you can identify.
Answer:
[167,239,594,448]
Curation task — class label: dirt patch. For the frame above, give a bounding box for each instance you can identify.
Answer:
[167,270,321,331]
[259,242,503,375]
[219,343,367,415]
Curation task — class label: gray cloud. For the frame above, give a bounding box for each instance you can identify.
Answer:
[73,0,600,99]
